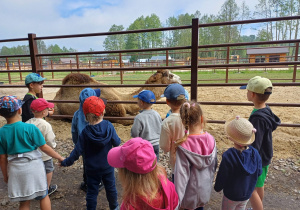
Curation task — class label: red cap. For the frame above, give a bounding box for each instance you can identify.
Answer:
[30,98,54,112]
[83,96,105,116]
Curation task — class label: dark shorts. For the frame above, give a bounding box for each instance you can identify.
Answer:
[44,159,55,174]
[153,145,160,161]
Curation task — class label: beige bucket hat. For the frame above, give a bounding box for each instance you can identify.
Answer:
[225,116,256,146]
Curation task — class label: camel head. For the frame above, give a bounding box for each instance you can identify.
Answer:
[145,69,181,85]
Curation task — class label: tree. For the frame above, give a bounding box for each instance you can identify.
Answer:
[103,24,125,51]
[218,0,240,43]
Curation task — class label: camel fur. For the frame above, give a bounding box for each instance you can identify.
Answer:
[53,70,181,123]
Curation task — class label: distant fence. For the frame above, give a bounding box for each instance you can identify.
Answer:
[0,16,299,127]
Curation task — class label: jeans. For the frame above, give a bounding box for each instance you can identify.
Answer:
[86,169,118,210]
[153,145,160,161]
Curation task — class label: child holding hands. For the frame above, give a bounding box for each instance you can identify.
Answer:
[26,98,58,195]
[107,137,179,210]
[214,116,262,210]
[60,96,120,210]
[0,95,64,210]
[174,101,217,210]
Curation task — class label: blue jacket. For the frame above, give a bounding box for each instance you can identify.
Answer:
[71,88,97,144]
[214,146,262,201]
[249,106,281,166]
[62,120,121,173]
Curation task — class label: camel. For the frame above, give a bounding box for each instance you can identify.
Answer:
[53,70,182,123]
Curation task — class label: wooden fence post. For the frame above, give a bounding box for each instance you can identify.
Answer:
[226,46,230,83]
[18,59,22,81]
[119,53,123,84]
[6,58,11,84]
[51,60,54,79]
[166,50,169,67]
[76,55,80,73]
[190,18,199,101]
[293,42,299,82]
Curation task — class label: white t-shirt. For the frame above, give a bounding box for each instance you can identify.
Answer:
[26,118,56,161]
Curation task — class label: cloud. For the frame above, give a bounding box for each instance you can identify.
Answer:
[0,0,259,51]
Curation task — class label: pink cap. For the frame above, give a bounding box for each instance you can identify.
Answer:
[107,137,157,174]
[30,98,54,112]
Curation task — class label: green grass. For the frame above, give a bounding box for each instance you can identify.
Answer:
[0,69,299,85]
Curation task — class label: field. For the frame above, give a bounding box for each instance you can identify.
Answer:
[0,70,299,209]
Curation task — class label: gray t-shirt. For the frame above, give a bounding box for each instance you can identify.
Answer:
[131,109,162,146]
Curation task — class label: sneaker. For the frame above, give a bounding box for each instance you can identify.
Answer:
[80,182,87,192]
[48,184,57,196]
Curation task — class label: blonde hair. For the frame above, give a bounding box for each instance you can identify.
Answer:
[175,101,205,147]
[85,113,102,125]
[118,161,167,209]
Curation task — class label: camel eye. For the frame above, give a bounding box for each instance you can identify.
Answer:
[169,74,174,78]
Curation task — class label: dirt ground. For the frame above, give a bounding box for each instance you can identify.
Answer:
[0,84,299,209]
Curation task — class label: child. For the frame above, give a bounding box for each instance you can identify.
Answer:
[107,137,179,210]
[241,76,281,210]
[71,87,103,192]
[174,101,217,210]
[26,98,58,196]
[214,116,262,210]
[165,87,189,118]
[22,73,54,122]
[60,96,120,210]
[131,90,162,160]
[0,95,64,210]
[159,83,186,180]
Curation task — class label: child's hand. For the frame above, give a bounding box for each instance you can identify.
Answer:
[48,108,54,116]
[58,157,65,167]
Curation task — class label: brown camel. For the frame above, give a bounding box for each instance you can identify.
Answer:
[53,70,181,123]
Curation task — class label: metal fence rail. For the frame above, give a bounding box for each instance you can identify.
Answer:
[0,16,299,127]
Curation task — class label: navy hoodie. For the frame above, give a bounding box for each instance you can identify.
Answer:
[249,106,281,166]
[62,120,121,173]
[214,146,262,201]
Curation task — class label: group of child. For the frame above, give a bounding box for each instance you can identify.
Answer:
[0,73,280,210]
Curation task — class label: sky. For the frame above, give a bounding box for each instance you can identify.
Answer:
[0,0,259,51]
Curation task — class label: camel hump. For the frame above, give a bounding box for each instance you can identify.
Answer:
[62,73,97,85]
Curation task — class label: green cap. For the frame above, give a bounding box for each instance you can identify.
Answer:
[246,76,272,94]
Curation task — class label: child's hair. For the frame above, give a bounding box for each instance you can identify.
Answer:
[138,98,153,109]
[166,98,186,108]
[85,113,102,125]
[175,101,205,147]
[255,87,272,102]
[118,160,167,209]
[25,81,44,89]
[0,109,18,119]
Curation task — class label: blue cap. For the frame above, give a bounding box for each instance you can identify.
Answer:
[0,95,24,112]
[25,73,46,85]
[94,89,101,97]
[161,83,186,100]
[133,90,156,104]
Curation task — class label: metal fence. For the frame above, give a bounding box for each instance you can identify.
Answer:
[0,16,299,127]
